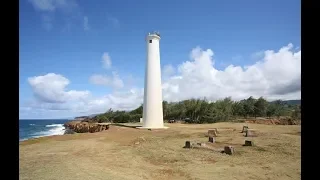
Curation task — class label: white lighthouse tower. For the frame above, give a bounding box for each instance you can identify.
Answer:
[139,31,167,129]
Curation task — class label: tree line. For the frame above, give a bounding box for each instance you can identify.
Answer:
[88,96,301,124]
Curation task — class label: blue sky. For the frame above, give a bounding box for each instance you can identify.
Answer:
[19,0,301,119]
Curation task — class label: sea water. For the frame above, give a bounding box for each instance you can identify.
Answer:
[19,119,70,141]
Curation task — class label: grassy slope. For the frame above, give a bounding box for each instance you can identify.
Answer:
[19,122,301,180]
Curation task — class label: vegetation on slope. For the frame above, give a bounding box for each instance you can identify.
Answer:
[85,96,301,124]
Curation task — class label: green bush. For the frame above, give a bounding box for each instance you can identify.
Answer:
[85,97,300,124]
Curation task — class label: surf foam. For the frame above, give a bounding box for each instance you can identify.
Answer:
[29,124,66,139]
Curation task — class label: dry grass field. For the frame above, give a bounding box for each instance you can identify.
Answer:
[19,122,301,180]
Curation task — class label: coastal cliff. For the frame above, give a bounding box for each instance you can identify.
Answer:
[64,120,110,134]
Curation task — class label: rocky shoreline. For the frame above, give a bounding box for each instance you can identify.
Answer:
[63,120,110,134]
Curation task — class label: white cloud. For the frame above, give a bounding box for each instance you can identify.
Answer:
[162,43,301,102]
[102,52,112,69]
[28,0,79,31]
[28,73,90,103]
[28,0,77,12]
[162,64,175,79]
[89,72,124,89]
[21,43,301,118]
[83,16,89,31]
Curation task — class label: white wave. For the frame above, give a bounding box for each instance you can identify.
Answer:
[46,124,63,127]
[29,124,66,139]
[29,124,35,126]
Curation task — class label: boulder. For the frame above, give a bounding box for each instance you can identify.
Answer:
[242,126,248,133]
[244,140,254,146]
[208,137,215,143]
[208,129,217,137]
[245,130,255,137]
[64,121,110,134]
[184,141,192,148]
[224,146,234,155]
[200,143,207,147]
[64,129,75,134]
[214,128,218,133]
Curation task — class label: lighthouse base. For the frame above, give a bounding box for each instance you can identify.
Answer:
[136,126,169,130]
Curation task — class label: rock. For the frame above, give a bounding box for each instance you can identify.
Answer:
[242,126,248,133]
[64,129,75,134]
[184,141,192,148]
[215,128,219,133]
[244,140,254,146]
[196,142,207,148]
[213,128,218,133]
[224,146,234,155]
[64,121,110,134]
[133,137,146,145]
[200,143,207,147]
[208,137,215,143]
[245,130,255,137]
[208,129,217,137]
[89,125,100,133]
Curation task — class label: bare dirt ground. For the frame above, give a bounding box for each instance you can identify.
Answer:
[19,122,301,180]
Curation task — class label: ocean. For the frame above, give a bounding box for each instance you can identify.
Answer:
[19,119,70,141]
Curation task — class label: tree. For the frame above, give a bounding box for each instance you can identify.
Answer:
[254,97,268,117]
[291,105,301,120]
[162,101,168,119]
[243,96,256,117]
[266,104,277,118]
[273,100,285,118]
[81,96,299,124]
[232,101,245,118]
[96,114,109,123]
[130,105,143,115]
[212,97,233,122]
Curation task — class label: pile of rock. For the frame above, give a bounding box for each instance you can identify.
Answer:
[64,121,109,133]
[241,125,257,137]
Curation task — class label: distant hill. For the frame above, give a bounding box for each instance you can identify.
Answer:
[88,113,102,118]
[71,113,102,120]
[284,100,301,105]
[270,99,301,105]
